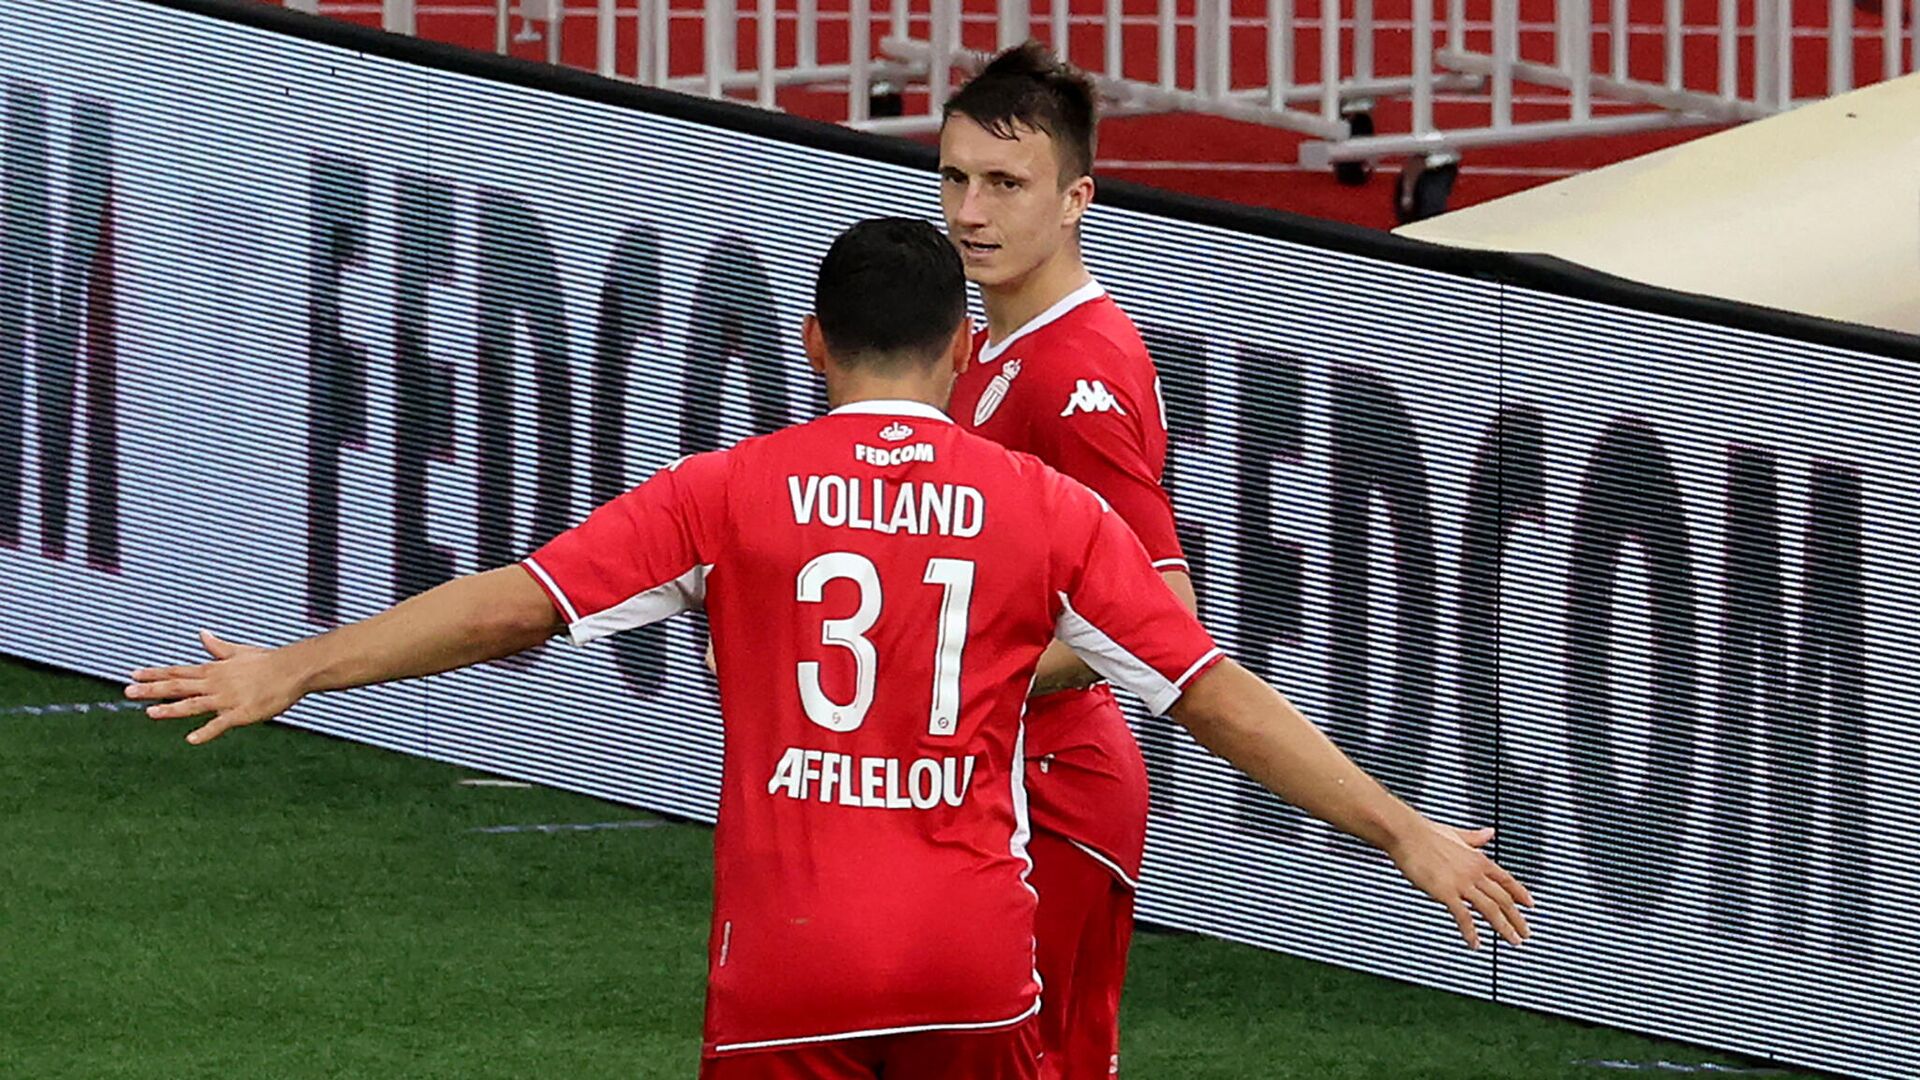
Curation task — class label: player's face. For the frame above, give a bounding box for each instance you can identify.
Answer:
[939,115,1088,290]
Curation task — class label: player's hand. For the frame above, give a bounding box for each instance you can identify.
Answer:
[1386,820,1535,949]
[124,629,303,745]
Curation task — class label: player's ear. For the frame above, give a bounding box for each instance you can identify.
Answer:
[802,315,829,375]
[948,317,972,377]
[1062,174,1094,229]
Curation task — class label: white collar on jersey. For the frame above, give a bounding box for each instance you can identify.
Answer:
[978,279,1107,366]
[828,399,954,423]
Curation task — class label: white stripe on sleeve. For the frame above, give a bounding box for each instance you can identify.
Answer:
[521,557,580,625]
[1054,591,1193,716]
[1172,647,1224,690]
[567,564,712,645]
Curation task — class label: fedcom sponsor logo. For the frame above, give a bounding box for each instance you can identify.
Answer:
[0,83,120,572]
[767,747,979,809]
[1138,326,1874,960]
[854,442,935,466]
[303,152,815,698]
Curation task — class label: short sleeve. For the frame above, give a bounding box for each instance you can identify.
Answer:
[521,451,730,645]
[1028,359,1187,571]
[1048,476,1222,715]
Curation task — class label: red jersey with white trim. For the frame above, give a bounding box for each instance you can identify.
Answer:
[948,281,1184,882]
[521,400,1221,1056]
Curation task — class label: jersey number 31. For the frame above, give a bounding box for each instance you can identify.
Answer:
[795,552,975,736]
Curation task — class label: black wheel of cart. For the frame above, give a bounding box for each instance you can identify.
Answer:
[1334,108,1375,186]
[870,83,905,119]
[1395,155,1460,223]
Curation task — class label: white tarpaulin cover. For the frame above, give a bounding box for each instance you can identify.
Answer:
[1397,73,1920,335]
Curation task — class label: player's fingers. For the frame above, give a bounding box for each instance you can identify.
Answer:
[124,678,205,701]
[1489,863,1536,910]
[1468,883,1525,946]
[1455,826,1495,849]
[185,713,240,746]
[145,696,216,721]
[129,664,206,684]
[199,629,260,660]
[1442,898,1480,950]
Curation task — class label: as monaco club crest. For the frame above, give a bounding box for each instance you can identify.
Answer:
[973,359,1022,426]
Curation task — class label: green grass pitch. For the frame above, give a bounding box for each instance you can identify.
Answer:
[0,657,1815,1078]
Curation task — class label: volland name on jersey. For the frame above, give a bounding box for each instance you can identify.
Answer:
[788,475,985,537]
[767,747,980,809]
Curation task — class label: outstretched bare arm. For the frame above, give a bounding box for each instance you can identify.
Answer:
[1170,658,1535,949]
[126,566,561,745]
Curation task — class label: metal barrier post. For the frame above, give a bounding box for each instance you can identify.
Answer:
[1886,0,1905,80]
[1157,0,1176,90]
[1664,0,1682,90]
[1105,0,1123,77]
[1411,0,1432,135]
[1491,0,1513,128]
[1001,0,1032,51]
[1775,0,1794,109]
[1198,0,1231,99]
[383,0,415,34]
[1269,0,1293,108]
[1354,0,1374,83]
[930,0,958,112]
[1321,0,1341,122]
[1569,0,1591,121]
[850,0,873,121]
[758,0,778,107]
[705,0,733,97]
[800,0,818,68]
[1830,0,1853,94]
[599,0,619,77]
[1718,0,1736,99]
[1611,0,1627,81]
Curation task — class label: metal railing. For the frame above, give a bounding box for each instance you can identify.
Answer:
[356,0,1919,216]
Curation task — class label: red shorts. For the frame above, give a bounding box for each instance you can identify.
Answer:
[1028,830,1136,1079]
[699,1019,1042,1080]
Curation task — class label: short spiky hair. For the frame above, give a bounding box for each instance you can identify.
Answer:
[813,217,967,369]
[942,41,1098,182]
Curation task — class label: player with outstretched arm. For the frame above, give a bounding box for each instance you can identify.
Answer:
[127,218,1530,1080]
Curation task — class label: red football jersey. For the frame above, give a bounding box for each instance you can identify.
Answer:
[521,400,1221,1056]
[948,281,1185,883]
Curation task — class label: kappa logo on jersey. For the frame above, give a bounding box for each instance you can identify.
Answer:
[879,421,914,442]
[1067,376,1121,413]
[854,442,937,467]
[1061,378,1128,418]
[973,359,1023,425]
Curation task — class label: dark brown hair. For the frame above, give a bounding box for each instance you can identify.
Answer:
[943,41,1097,182]
[813,218,967,369]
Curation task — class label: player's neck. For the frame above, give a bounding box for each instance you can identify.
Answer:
[981,248,1093,345]
[823,371,952,415]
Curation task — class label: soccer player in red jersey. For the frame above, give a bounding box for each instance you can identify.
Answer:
[939,44,1197,1076]
[127,220,1531,1079]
